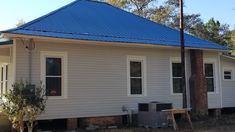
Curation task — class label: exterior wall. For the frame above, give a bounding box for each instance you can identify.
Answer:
[221,57,235,108]
[14,39,221,120]
[0,48,10,56]
[0,47,13,95]
[203,51,222,109]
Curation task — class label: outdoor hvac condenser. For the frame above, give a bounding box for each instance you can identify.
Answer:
[138,102,172,128]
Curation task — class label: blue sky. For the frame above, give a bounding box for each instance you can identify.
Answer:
[0,0,234,30]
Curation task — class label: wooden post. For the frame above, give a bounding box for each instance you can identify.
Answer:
[179,0,187,108]
[67,118,78,130]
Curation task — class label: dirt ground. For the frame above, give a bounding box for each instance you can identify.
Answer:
[74,114,235,132]
[2,114,235,132]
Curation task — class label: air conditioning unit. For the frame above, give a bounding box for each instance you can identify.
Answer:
[138,101,172,128]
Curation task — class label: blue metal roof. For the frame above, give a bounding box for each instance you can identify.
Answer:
[2,0,229,50]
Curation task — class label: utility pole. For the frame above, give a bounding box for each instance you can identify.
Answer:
[179,0,187,108]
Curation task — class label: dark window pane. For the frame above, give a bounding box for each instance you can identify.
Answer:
[46,58,61,76]
[205,64,213,77]
[131,78,142,94]
[130,61,142,77]
[224,71,231,75]
[5,65,8,80]
[173,78,182,93]
[172,63,182,77]
[46,77,61,96]
[5,82,7,94]
[206,78,214,92]
[224,76,231,79]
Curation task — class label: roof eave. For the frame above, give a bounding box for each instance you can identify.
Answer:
[3,32,229,51]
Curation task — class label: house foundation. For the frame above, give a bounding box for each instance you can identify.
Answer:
[80,116,122,128]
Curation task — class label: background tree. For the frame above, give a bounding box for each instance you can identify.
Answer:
[101,0,233,47]
[231,29,235,46]
[189,18,232,47]
[16,19,26,27]
[103,0,128,8]
[231,29,235,55]
[0,81,47,132]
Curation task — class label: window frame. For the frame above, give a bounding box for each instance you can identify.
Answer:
[5,65,8,94]
[223,67,234,81]
[40,51,68,99]
[203,59,218,94]
[0,65,3,97]
[170,57,186,95]
[172,62,183,94]
[0,64,9,97]
[127,55,147,97]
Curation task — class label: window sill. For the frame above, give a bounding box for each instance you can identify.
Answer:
[127,94,146,97]
[171,93,182,96]
[207,92,218,95]
[223,79,235,81]
[47,96,67,100]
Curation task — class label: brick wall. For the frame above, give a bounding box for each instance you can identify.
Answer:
[80,116,122,127]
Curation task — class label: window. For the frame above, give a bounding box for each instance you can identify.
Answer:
[171,63,183,93]
[0,64,8,97]
[205,63,214,92]
[46,58,62,96]
[130,61,142,94]
[127,56,146,96]
[223,69,233,80]
[5,65,8,93]
[41,52,67,98]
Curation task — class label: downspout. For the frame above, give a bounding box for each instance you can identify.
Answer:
[28,47,32,83]
[27,39,35,84]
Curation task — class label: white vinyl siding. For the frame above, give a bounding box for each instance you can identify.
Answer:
[13,39,222,119]
[221,57,235,107]
[203,53,221,109]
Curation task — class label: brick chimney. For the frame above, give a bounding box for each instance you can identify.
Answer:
[189,49,208,115]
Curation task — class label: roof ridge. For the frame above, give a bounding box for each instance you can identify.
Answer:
[17,0,80,30]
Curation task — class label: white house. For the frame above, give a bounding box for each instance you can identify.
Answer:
[0,0,235,128]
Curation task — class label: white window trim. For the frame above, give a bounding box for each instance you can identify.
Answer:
[204,58,219,94]
[40,51,68,99]
[223,67,234,81]
[169,57,187,95]
[0,65,3,97]
[127,55,147,97]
